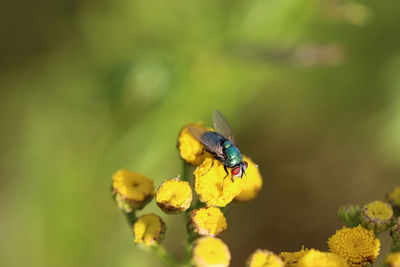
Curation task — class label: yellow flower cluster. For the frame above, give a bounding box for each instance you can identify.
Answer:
[328,225,380,267]
[111,115,263,266]
[112,114,398,266]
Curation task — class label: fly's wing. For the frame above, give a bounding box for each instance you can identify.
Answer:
[213,110,237,145]
[187,125,225,159]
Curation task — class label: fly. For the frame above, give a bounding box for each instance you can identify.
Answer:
[188,110,248,181]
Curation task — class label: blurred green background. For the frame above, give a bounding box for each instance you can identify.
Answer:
[1,0,400,266]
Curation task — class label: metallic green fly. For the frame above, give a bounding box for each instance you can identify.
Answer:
[188,111,248,181]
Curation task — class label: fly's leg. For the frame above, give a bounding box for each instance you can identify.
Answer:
[222,165,230,191]
[203,157,216,176]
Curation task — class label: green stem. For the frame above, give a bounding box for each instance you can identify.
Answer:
[181,160,191,181]
[150,246,181,267]
[124,211,136,227]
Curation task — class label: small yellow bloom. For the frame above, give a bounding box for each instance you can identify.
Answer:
[194,157,243,207]
[247,249,284,267]
[192,237,231,267]
[386,186,400,209]
[385,252,400,267]
[189,207,227,237]
[279,246,309,267]
[361,200,393,233]
[297,249,349,267]
[156,178,192,214]
[112,169,154,212]
[178,123,213,166]
[328,225,380,267]
[235,156,262,202]
[133,213,165,246]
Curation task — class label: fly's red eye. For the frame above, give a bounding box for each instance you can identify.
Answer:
[231,166,241,176]
[244,161,248,168]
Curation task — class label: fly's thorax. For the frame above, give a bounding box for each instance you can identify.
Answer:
[223,142,242,167]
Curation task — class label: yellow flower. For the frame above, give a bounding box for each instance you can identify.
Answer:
[156,178,192,214]
[361,200,393,233]
[189,207,227,237]
[328,225,380,267]
[235,156,262,202]
[297,249,349,267]
[385,252,400,267]
[247,249,284,267]
[112,169,154,212]
[192,237,231,267]
[194,157,243,207]
[178,122,213,166]
[279,246,309,267]
[133,213,165,246]
[386,186,400,210]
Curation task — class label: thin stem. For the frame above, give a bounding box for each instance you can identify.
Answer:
[150,245,180,267]
[124,211,136,227]
[181,160,191,181]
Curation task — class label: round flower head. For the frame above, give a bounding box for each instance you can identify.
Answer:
[385,252,400,267]
[297,249,349,267]
[279,247,309,267]
[156,178,192,214]
[178,123,213,166]
[133,213,165,246]
[386,186,400,215]
[247,249,284,267]
[391,217,400,247]
[235,156,263,202]
[328,225,380,267]
[338,204,362,228]
[188,207,227,237]
[192,237,231,267]
[112,169,154,212]
[361,200,393,234]
[194,157,243,207]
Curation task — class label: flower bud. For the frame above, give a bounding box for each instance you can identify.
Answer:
[361,200,393,234]
[386,186,400,216]
[391,217,400,252]
[191,237,231,267]
[297,249,349,267]
[337,204,361,228]
[156,178,192,214]
[133,213,165,246]
[112,169,154,212]
[247,249,284,267]
[386,252,400,267]
[188,207,227,237]
[178,123,213,166]
[279,247,309,267]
